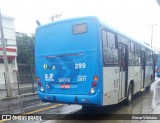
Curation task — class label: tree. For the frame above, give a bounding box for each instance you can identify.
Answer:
[16,34,35,65]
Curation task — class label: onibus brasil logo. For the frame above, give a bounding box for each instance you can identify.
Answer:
[1,115,42,120]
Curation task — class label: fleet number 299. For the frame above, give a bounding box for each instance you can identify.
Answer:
[75,63,86,69]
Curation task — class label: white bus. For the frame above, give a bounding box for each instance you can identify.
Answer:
[101,23,155,105]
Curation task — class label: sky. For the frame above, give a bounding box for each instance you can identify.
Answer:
[0,0,160,48]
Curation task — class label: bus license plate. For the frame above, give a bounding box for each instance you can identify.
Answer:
[60,84,70,88]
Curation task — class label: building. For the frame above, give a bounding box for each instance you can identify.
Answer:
[0,15,17,85]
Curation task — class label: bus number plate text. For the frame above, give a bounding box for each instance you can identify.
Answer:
[60,84,70,88]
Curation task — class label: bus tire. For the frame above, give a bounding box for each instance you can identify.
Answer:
[146,75,152,91]
[125,84,133,105]
[82,105,99,113]
[146,84,151,91]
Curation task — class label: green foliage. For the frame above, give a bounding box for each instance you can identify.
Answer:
[16,34,35,64]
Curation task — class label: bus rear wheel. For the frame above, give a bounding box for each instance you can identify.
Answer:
[82,105,99,113]
[146,75,152,91]
[146,84,151,91]
[125,84,133,105]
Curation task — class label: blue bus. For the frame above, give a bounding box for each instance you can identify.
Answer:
[35,16,155,107]
[157,53,160,78]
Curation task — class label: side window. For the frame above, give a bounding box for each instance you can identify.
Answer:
[137,45,141,65]
[107,31,116,48]
[102,30,108,64]
[135,44,141,65]
[130,42,134,52]
[101,29,118,65]
[152,52,154,63]
[145,49,149,65]
[151,51,153,65]
[148,50,153,65]
[129,41,135,65]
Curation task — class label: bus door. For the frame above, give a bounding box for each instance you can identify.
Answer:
[153,52,155,81]
[140,51,145,88]
[118,43,128,100]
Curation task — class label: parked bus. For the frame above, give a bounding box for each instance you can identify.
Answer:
[157,53,160,78]
[35,16,155,106]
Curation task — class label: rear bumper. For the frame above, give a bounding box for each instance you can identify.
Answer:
[38,91,102,106]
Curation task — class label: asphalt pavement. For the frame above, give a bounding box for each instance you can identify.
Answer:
[0,78,160,123]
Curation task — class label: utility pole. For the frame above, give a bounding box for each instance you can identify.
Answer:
[149,24,157,48]
[48,13,62,22]
[0,9,12,97]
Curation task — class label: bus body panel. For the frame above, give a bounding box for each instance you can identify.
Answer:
[36,18,99,54]
[35,50,101,95]
[157,54,160,77]
[128,66,141,94]
[38,91,102,105]
[102,67,119,106]
[35,17,103,106]
[144,66,153,87]
[35,16,155,107]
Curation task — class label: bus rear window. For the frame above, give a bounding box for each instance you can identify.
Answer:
[72,23,87,34]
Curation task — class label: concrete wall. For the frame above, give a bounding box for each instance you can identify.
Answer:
[0,62,17,84]
[0,15,17,85]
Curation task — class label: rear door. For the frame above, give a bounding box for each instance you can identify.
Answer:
[118,43,128,100]
[117,35,128,100]
[140,51,145,88]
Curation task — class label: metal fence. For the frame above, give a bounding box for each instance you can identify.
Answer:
[0,64,36,99]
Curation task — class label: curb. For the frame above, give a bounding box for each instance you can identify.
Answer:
[16,92,37,98]
[0,92,37,101]
[0,86,38,91]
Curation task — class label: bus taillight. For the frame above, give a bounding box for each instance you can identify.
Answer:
[36,76,40,81]
[37,76,42,86]
[92,81,97,87]
[92,75,98,87]
[38,81,42,86]
[93,75,98,81]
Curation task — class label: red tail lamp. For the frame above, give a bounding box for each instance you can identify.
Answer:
[92,81,97,87]
[38,81,42,86]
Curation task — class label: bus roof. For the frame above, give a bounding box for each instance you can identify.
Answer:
[36,16,154,52]
[36,16,98,31]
